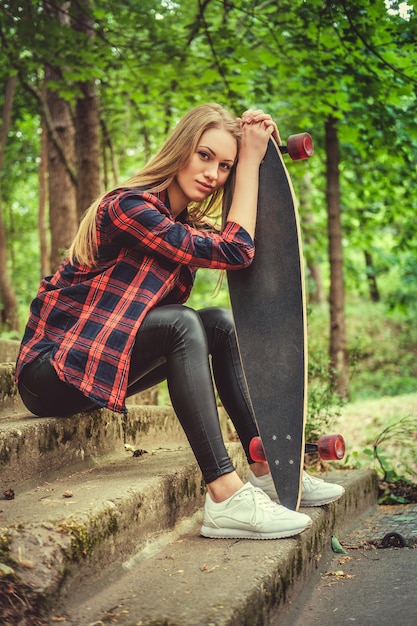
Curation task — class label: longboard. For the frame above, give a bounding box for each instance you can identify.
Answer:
[227,134,312,511]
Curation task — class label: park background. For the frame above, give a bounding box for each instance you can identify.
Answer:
[0,0,416,496]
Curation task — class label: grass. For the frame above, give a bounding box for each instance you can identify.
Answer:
[334,393,417,480]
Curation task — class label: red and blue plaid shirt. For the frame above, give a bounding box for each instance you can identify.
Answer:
[16,188,255,413]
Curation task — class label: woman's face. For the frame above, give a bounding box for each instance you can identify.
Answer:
[169,127,237,214]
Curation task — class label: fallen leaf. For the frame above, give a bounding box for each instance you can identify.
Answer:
[18,559,36,569]
[324,570,355,580]
[3,489,15,500]
[331,536,348,554]
[0,563,15,576]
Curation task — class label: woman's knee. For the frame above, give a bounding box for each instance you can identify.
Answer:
[198,307,234,335]
[173,305,207,338]
[142,305,205,338]
[159,305,208,352]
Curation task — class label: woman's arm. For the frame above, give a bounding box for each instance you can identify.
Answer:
[227,109,281,239]
[103,190,255,270]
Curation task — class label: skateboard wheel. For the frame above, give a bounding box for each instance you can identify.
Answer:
[286,133,314,160]
[249,436,266,462]
[317,434,345,460]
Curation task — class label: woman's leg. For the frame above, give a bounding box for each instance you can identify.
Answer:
[196,308,258,457]
[128,306,270,492]
[196,308,268,478]
[128,305,240,495]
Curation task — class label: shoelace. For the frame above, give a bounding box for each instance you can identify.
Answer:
[245,487,282,527]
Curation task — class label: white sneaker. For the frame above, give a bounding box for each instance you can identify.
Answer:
[300,472,345,507]
[200,482,312,539]
[248,470,345,507]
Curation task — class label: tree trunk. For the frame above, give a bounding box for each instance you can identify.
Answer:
[73,0,101,218]
[45,64,78,271]
[75,85,101,218]
[364,250,380,302]
[0,75,19,332]
[325,116,349,398]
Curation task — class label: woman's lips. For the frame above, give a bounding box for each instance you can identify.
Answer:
[196,180,215,192]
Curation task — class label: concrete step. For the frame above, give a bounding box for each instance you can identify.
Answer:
[0,442,248,608]
[0,405,183,486]
[0,403,233,487]
[54,470,378,625]
[0,338,20,363]
[1,454,378,625]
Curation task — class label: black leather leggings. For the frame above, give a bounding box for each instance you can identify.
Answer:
[18,306,258,483]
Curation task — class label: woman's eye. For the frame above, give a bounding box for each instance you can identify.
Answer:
[197,151,231,172]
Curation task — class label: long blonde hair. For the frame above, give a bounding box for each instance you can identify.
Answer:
[68,103,242,266]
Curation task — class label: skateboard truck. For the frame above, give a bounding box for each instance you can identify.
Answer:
[249,433,345,463]
[279,132,314,161]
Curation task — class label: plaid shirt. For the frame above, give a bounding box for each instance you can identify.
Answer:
[16,188,255,413]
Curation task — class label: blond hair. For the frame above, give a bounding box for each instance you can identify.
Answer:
[68,103,241,266]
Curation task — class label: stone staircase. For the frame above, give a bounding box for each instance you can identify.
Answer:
[0,339,379,626]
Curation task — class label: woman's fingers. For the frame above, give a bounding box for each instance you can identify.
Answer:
[239,109,282,145]
[264,119,282,145]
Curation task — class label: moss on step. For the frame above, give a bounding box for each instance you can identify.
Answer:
[59,507,120,563]
[0,530,13,567]
[0,363,18,401]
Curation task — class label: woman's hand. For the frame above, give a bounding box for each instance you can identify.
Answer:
[238,108,282,146]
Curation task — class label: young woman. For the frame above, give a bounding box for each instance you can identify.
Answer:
[16,103,343,540]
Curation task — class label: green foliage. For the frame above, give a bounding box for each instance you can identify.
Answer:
[306,349,345,442]
[346,302,417,399]
[186,270,230,310]
[304,305,346,440]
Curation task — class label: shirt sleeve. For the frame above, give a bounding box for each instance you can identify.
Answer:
[100,190,255,270]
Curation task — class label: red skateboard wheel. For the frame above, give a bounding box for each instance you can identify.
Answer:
[249,436,266,462]
[317,434,345,460]
[286,133,314,160]
[250,433,345,463]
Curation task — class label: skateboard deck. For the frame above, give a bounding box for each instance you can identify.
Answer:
[227,137,309,511]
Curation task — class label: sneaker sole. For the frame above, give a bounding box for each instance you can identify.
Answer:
[257,493,344,507]
[200,519,312,540]
[300,493,344,507]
